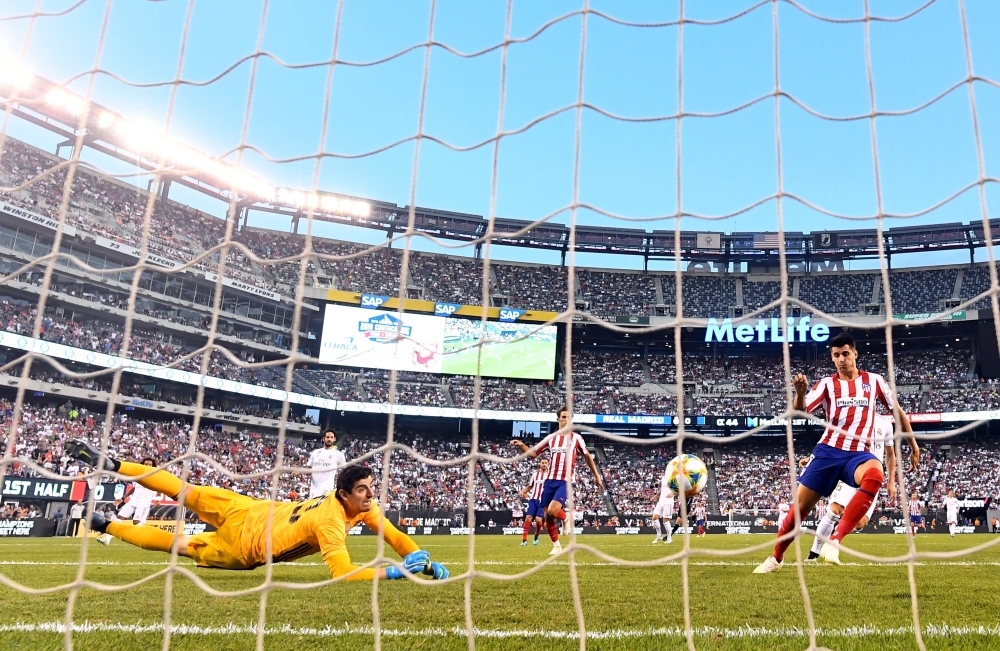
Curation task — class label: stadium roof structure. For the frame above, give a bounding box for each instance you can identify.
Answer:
[2,66,999,269]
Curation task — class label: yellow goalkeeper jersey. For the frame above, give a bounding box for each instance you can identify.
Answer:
[238,495,418,579]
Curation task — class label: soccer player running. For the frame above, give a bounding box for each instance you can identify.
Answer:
[518,458,549,547]
[512,405,605,555]
[754,331,920,573]
[96,456,157,546]
[944,489,960,537]
[909,492,925,536]
[651,471,675,545]
[807,413,895,560]
[693,501,708,538]
[308,428,347,499]
[66,440,448,580]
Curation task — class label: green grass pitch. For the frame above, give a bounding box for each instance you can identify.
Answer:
[2,533,999,650]
[442,338,555,381]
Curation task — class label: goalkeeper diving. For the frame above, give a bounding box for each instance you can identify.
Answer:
[66,440,448,581]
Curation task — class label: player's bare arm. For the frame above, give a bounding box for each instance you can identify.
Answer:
[894,406,920,468]
[584,452,604,490]
[511,439,537,458]
[792,373,809,412]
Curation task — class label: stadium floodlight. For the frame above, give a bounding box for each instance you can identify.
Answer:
[270,187,371,218]
[0,61,32,92]
[44,88,86,116]
[96,111,118,130]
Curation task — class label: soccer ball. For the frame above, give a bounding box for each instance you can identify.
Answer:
[665,454,708,496]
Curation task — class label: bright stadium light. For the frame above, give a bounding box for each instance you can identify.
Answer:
[96,111,117,129]
[0,61,32,91]
[45,88,86,115]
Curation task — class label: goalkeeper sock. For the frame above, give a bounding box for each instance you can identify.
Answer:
[811,511,839,554]
[107,522,177,553]
[545,517,560,543]
[118,462,184,498]
[772,505,810,563]
[830,467,883,544]
[522,519,531,542]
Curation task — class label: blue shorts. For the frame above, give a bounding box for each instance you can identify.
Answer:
[540,479,569,508]
[696,519,705,527]
[910,515,922,524]
[526,499,544,519]
[799,444,879,498]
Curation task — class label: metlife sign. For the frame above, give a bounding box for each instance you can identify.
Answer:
[705,316,830,344]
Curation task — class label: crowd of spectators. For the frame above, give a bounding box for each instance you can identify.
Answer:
[889,268,959,315]
[493,264,568,313]
[409,252,486,305]
[677,276,737,319]
[449,378,528,411]
[799,273,875,314]
[577,271,656,317]
[366,381,449,407]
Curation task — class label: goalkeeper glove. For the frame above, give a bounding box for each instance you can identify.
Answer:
[428,561,449,580]
[385,550,430,580]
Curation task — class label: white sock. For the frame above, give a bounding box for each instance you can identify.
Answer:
[652,519,663,536]
[949,523,955,535]
[811,511,839,554]
[663,520,672,539]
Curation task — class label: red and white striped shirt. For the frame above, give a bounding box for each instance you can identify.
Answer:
[806,371,896,453]
[909,499,924,516]
[528,469,546,500]
[534,432,588,481]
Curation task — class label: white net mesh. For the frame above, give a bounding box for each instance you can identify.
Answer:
[0,1,999,649]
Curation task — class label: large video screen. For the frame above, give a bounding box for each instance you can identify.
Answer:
[319,305,557,380]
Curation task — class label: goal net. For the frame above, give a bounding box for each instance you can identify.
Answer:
[0,1,998,649]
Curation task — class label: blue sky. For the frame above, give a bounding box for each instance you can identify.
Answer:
[1,0,999,270]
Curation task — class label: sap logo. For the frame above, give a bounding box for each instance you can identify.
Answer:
[434,302,460,316]
[360,294,388,308]
[499,309,525,322]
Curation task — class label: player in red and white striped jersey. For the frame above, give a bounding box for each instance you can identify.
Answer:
[755,331,920,573]
[908,493,925,536]
[513,406,604,555]
[518,459,549,546]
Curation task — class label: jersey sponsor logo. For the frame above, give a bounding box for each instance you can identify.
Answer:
[835,397,870,408]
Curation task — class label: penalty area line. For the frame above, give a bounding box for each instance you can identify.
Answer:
[2,621,1000,640]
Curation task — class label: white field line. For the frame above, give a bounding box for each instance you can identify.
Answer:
[3,559,1000,568]
[2,621,999,640]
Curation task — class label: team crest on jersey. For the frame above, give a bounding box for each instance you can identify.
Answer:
[835,397,869,408]
[862,382,871,392]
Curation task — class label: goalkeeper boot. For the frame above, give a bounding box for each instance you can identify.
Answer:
[88,510,109,534]
[96,534,113,546]
[65,440,118,472]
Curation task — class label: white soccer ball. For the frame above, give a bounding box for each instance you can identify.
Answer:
[665,454,709,496]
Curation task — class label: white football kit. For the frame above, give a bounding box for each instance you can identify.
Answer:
[828,415,893,520]
[944,497,960,525]
[308,446,347,498]
[118,482,155,524]
[652,474,675,518]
